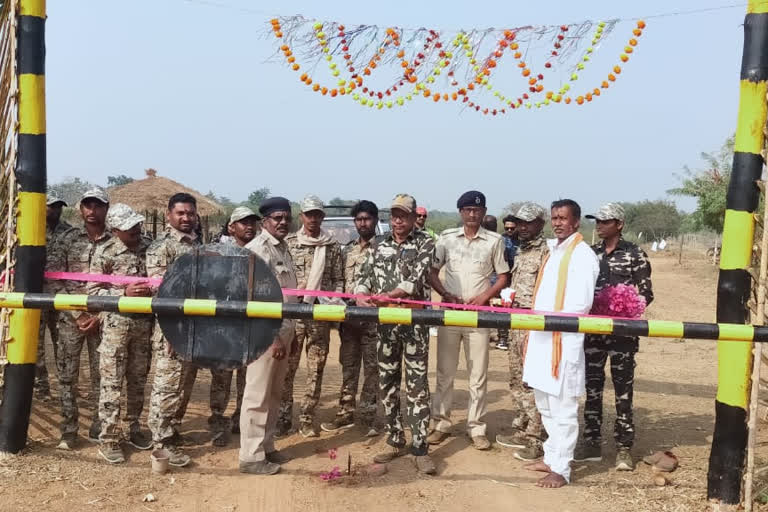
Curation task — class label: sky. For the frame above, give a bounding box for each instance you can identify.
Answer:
[46,1,746,214]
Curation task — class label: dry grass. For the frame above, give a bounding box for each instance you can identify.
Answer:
[107,170,223,216]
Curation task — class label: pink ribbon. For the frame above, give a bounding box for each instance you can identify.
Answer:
[40,270,627,319]
[45,271,162,287]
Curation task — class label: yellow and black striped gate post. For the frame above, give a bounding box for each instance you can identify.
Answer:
[708,0,768,503]
[0,0,46,454]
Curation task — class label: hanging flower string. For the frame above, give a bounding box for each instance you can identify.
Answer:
[472,25,569,113]
[270,17,645,114]
[569,20,645,105]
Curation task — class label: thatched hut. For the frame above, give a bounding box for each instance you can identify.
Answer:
[107,169,223,216]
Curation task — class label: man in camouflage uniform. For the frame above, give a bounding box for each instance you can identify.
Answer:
[146,192,201,467]
[495,203,549,461]
[34,196,73,400]
[321,200,380,437]
[88,204,154,463]
[207,206,261,441]
[47,188,111,449]
[277,195,344,438]
[356,194,436,475]
[575,203,653,471]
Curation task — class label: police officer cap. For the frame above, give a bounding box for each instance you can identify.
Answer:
[259,197,292,217]
[457,190,486,209]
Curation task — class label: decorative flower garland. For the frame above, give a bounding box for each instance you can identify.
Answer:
[270,16,644,114]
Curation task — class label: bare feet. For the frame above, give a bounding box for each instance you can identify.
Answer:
[536,472,568,488]
[524,461,551,473]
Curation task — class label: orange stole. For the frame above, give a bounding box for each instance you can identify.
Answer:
[522,233,583,379]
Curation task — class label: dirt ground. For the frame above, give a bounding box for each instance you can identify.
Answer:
[0,251,757,511]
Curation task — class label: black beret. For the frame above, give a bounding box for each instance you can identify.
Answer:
[457,190,486,209]
[259,196,292,217]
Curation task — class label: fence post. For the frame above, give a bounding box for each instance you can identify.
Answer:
[708,0,768,504]
[0,0,47,454]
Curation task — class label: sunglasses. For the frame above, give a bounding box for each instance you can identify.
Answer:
[265,214,292,224]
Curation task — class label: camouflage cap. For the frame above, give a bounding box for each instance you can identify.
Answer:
[80,187,109,204]
[586,202,625,222]
[229,206,260,224]
[106,203,145,231]
[46,196,67,207]
[511,202,546,222]
[390,193,417,214]
[300,195,324,213]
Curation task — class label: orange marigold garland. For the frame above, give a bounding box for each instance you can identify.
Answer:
[568,20,646,106]
[269,16,645,114]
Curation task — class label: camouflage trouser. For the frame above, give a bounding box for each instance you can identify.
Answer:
[278,319,331,427]
[336,321,378,425]
[174,364,234,433]
[148,325,191,445]
[379,323,430,456]
[508,329,545,448]
[583,335,638,449]
[98,313,153,444]
[34,310,59,394]
[55,314,102,435]
[232,367,246,425]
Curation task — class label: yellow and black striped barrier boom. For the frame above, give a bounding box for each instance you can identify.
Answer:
[709,0,768,504]
[1,292,767,342]
[0,0,46,454]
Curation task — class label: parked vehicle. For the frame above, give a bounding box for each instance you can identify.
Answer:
[322,204,390,244]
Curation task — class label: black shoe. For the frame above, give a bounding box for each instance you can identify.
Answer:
[161,443,191,467]
[320,416,355,433]
[265,450,292,464]
[98,442,125,464]
[128,430,153,450]
[299,423,319,438]
[34,388,52,402]
[212,429,231,447]
[88,421,101,443]
[274,421,292,439]
[513,446,544,461]
[573,442,602,462]
[231,416,240,434]
[239,460,281,475]
[169,430,189,446]
[57,432,78,451]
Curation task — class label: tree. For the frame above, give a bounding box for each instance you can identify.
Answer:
[426,210,461,234]
[244,187,270,210]
[205,190,235,209]
[621,200,683,240]
[329,197,349,206]
[48,177,98,206]
[106,174,134,186]
[668,136,733,233]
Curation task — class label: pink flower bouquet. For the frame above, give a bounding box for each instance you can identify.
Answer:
[592,284,646,319]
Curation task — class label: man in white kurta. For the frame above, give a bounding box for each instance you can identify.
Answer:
[521,200,599,488]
